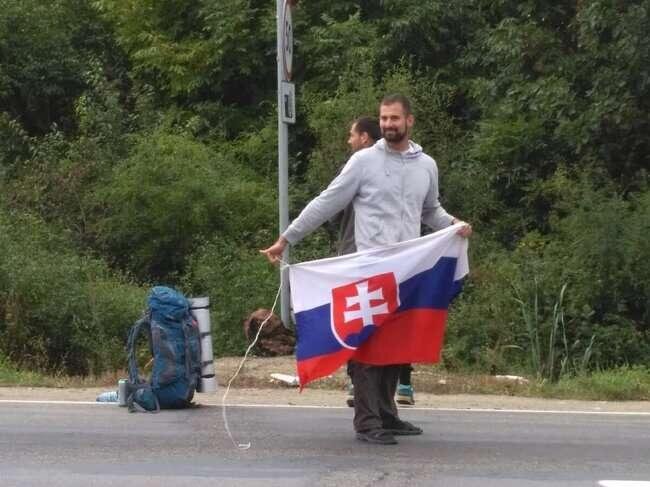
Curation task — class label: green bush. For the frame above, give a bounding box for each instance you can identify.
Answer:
[0,208,145,374]
[548,366,650,401]
[0,112,30,176]
[91,131,275,281]
[182,237,278,356]
[445,178,650,377]
[444,239,524,373]
[0,350,48,386]
[538,180,650,367]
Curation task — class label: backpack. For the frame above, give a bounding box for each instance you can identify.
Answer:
[126,286,201,412]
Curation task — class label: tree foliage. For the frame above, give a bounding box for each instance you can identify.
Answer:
[0,0,648,376]
[92,132,274,280]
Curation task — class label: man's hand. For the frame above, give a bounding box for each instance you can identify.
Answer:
[452,219,473,238]
[260,236,288,264]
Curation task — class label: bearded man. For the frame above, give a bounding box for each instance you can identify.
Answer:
[262,94,471,445]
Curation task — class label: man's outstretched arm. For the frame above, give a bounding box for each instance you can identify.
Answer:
[260,155,363,263]
[260,236,289,264]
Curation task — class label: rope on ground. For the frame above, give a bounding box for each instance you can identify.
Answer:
[220,261,287,451]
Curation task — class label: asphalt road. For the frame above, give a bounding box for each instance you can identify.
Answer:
[1,401,650,487]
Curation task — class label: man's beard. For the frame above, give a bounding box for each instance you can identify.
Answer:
[382,125,407,143]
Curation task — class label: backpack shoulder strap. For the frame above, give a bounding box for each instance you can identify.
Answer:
[127,314,150,385]
[127,384,160,413]
[125,313,160,413]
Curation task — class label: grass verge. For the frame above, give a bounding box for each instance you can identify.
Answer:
[2,354,649,402]
[0,353,126,388]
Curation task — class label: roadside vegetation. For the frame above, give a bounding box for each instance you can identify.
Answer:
[1,1,648,399]
[2,352,650,402]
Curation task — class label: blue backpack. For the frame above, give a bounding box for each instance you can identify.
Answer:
[126,286,201,412]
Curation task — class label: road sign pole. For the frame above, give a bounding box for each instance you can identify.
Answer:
[277,0,291,328]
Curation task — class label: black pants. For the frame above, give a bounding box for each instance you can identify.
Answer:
[347,362,412,385]
[399,364,413,386]
[349,361,401,432]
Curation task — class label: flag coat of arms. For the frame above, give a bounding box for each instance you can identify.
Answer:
[289,224,469,387]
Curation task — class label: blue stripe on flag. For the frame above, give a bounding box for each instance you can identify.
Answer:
[396,257,459,311]
[295,303,341,360]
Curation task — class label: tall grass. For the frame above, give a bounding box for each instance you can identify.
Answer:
[513,280,594,381]
[541,366,650,400]
[0,353,47,386]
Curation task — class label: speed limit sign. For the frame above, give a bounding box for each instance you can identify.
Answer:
[282,0,293,80]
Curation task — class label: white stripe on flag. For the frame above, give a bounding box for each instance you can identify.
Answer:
[289,224,468,313]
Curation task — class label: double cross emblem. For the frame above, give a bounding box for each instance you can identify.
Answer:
[331,273,399,349]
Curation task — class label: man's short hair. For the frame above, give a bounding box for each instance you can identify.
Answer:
[353,116,381,142]
[380,94,413,116]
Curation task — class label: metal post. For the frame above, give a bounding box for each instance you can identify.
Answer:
[276,0,291,328]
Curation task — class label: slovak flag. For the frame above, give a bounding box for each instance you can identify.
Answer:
[290,223,469,387]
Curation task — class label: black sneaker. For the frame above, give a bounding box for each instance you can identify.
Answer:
[383,420,423,436]
[356,429,398,445]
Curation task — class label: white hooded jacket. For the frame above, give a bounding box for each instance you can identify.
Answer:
[283,139,454,251]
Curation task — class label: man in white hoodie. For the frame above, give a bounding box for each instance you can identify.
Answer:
[262,94,472,444]
[337,116,416,409]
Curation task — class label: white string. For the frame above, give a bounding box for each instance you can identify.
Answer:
[220,262,287,450]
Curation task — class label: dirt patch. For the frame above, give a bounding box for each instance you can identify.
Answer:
[1,356,650,413]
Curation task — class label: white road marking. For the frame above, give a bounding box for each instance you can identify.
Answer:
[599,482,650,487]
[419,407,650,416]
[0,399,649,415]
[0,399,102,405]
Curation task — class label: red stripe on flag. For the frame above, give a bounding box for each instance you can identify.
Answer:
[297,347,354,388]
[354,308,448,365]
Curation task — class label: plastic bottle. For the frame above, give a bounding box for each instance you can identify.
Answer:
[96,390,118,403]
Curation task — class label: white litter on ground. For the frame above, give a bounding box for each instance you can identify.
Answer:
[270,373,299,387]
